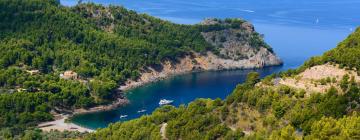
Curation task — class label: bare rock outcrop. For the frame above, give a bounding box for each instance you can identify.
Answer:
[278,64,360,94]
[120,19,282,91]
[200,18,281,65]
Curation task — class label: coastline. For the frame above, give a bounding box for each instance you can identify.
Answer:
[37,96,129,132]
[37,19,283,132]
[119,52,283,91]
[38,114,94,133]
[73,51,282,115]
[41,51,282,132]
[70,50,282,115]
[73,98,129,115]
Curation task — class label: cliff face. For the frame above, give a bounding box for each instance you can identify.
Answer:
[67,5,282,91]
[120,51,281,90]
[120,19,282,91]
[200,18,282,66]
[73,6,282,82]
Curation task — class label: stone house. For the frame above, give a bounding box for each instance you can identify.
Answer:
[60,70,78,80]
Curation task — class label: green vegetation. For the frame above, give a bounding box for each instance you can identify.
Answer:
[0,0,272,138]
[1,129,87,140]
[86,28,360,139]
[2,0,360,139]
[87,71,360,140]
[280,27,360,77]
[86,98,241,139]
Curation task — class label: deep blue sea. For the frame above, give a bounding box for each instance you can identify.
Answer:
[63,0,360,129]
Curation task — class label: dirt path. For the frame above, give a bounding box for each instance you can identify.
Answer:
[160,123,168,140]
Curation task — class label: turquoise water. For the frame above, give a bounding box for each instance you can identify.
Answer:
[65,0,359,129]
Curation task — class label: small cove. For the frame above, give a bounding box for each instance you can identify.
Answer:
[72,66,284,129]
[66,0,358,129]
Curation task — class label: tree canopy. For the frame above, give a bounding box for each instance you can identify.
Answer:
[86,28,360,139]
[0,0,272,138]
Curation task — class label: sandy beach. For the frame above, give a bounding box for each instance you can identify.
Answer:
[37,98,129,132]
[38,115,94,133]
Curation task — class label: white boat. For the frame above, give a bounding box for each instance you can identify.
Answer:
[159,99,173,105]
[120,115,128,118]
[137,109,147,113]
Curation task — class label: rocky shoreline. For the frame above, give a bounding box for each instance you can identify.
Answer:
[39,53,283,132]
[68,50,282,118]
[73,98,129,115]
[53,19,283,132]
[62,18,284,117]
[40,53,282,132]
[119,51,282,91]
[37,98,130,132]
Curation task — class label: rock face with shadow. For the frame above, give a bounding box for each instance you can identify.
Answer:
[120,19,282,91]
[200,18,282,67]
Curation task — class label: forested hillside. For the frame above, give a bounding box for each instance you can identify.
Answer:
[1,0,358,139]
[0,0,276,138]
[86,28,360,139]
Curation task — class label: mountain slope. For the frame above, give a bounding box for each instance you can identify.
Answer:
[0,0,281,137]
[85,28,360,139]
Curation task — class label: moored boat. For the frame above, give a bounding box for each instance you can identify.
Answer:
[159,99,173,105]
[120,115,128,118]
[137,109,147,113]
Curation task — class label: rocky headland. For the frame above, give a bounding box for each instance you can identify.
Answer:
[120,19,282,91]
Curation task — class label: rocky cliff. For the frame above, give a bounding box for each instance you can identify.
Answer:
[71,6,282,91]
[200,18,281,66]
[120,19,282,91]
